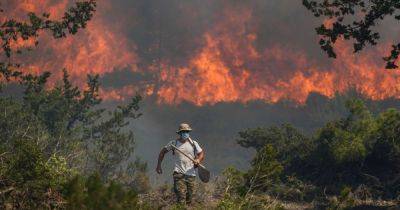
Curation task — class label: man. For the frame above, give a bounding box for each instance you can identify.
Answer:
[156,123,205,205]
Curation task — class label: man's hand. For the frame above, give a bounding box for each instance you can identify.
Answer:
[156,148,168,175]
[156,164,163,174]
[193,158,200,166]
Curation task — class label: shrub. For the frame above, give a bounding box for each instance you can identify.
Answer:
[236,99,400,202]
[63,174,149,210]
[244,144,283,193]
[0,99,70,209]
[216,166,246,197]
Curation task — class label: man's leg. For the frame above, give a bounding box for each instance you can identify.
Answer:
[185,175,196,205]
[173,172,186,204]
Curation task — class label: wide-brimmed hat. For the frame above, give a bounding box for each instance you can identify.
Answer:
[176,123,192,133]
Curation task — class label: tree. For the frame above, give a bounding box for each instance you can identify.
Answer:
[0,1,149,208]
[235,99,400,200]
[0,0,96,80]
[0,70,145,208]
[84,94,142,180]
[1,0,145,181]
[364,108,400,197]
[237,124,312,173]
[0,2,99,208]
[19,69,144,180]
[303,0,400,68]
[307,99,376,188]
[244,144,283,193]
[0,98,70,208]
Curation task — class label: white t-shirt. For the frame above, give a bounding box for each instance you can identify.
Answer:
[164,138,203,176]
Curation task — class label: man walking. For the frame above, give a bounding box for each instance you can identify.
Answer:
[156,123,205,205]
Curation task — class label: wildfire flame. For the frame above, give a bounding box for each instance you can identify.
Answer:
[154,7,400,105]
[3,0,138,86]
[3,1,400,105]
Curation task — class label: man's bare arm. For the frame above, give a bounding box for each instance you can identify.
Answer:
[194,151,205,165]
[156,148,168,174]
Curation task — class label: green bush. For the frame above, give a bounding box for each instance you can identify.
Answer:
[0,99,70,209]
[235,99,400,201]
[364,108,400,197]
[244,144,283,193]
[63,174,148,210]
[237,124,312,174]
[0,2,151,208]
[274,176,317,202]
[217,166,246,196]
[216,194,237,210]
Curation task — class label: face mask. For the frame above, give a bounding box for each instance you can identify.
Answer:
[180,132,190,139]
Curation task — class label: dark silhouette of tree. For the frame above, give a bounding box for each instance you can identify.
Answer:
[303,0,400,69]
[0,0,96,80]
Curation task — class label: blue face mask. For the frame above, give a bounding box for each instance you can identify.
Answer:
[180,132,190,139]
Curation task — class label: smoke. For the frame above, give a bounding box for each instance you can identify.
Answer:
[3,0,400,105]
[2,0,138,88]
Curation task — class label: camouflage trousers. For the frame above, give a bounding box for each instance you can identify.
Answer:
[173,172,196,205]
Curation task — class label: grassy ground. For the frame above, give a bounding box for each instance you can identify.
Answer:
[139,181,399,210]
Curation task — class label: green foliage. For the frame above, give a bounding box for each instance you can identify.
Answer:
[0,1,150,209]
[302,0,400,69]
[220,166,246,196]
[325,187,356,210]
[274,176,317,202]
[235,99,400,201]
[63,174,146,210]
[238,124,308,151]
[0,79,146,207]
[0,1,96,80]
[15,68,144,181]
[216,194,237,210]
[308,99,376,187]
[45,154,72,185]
[117,159,151,194]
[85,94,142,179]
[131,162,151,194]
[238,124,312,174]
[22,70,102,136]
[244,145,283,193]
[363,108,400,197]
[169,203,187,210]
[0,98,69,208]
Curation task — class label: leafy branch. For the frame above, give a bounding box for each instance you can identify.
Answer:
[0,0,96,80]
[303,0,400,68]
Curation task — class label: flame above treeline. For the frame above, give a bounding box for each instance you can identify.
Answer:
[3,0,400,105]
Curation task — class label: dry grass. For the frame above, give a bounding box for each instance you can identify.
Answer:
[139,178,399,210]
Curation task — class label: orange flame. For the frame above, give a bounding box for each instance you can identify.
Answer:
[3,1,400,105]
[152,7,400,105]
[4,0,138,88]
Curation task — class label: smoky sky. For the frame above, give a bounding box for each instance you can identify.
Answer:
[108,0,328,70]
[96,0,399,103]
